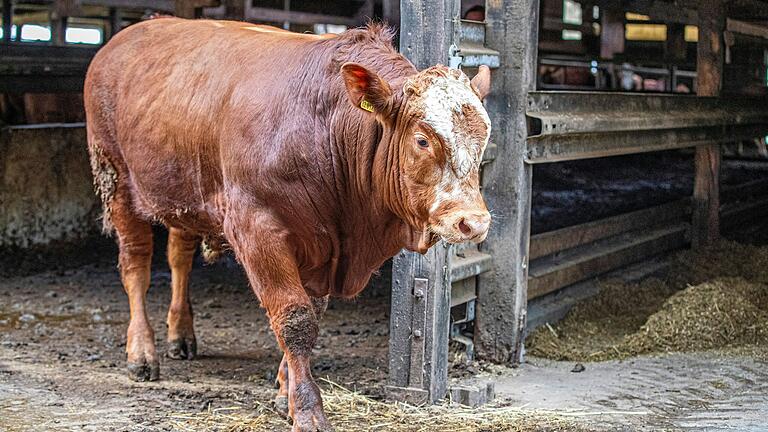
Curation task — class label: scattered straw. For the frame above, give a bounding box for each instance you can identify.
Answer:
[168,379,585,432]
[527,241,768,361]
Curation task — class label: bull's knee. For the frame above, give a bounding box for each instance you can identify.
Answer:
[274,305,318,357]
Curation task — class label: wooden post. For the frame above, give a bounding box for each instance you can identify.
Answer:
[382,0,400,30]
[2,0,11,43]
[692,0,724,248]
[223,0,245,20]
[175,0,220,19]
[666,23,687,62]
[106,7,123,40]
[475,0,539,364]
[388,0,459,404]
[600,7,625,60]
[51,0,76,46]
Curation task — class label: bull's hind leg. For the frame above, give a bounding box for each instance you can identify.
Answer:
[166,227,199,360]
[111,192,158,381]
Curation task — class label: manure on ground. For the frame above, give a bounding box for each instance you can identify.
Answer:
[527,241,768,362]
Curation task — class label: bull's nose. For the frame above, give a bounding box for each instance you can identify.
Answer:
[455,211,491,242]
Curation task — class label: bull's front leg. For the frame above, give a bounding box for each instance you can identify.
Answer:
[275,296,329,416]
[225,211,331,432]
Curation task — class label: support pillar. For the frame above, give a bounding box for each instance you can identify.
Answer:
[388,0,459,404]
[692,0,725,248]
[2,0,12,44]
[475,0,539,364]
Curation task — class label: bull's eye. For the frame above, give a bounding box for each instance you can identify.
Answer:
[416,137,429,148]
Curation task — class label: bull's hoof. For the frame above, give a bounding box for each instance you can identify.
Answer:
[292,407,333,432]
[127,360,160,382]
[167,338,197,360]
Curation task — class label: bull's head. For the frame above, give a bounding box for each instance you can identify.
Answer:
[341,63,492,253]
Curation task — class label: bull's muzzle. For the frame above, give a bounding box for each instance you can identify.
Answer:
[445,210,491,243]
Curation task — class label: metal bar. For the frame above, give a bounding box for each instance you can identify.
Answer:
[527,123,768,163]
[525,91,768,163]
[475,0,539,365]
[451,250,492,282]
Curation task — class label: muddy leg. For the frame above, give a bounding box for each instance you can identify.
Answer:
[112,193,158,381]
[166,227,199,360]
[276,296,329,416]
[225,210,331,432]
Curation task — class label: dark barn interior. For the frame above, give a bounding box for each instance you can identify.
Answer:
[2,1,768,431]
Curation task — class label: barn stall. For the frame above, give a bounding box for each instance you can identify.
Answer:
[1,0,768,431]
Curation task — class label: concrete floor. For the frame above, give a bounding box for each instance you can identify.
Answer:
[490,352,768,431]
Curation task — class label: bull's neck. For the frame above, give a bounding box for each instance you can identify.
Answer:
[328,93,418,259]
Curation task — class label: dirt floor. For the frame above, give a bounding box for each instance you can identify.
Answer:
[2,245,768,431]
[2,153,768,431]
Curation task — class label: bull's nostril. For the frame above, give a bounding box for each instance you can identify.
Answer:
[458,219,472,236]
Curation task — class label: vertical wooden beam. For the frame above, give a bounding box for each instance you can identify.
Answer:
[175,0,220,19]
[475,0,539,364]
[666,23,687,62]
[383,0,400,30]
[389,245,452,403]
[692,0,725,248]
[223,0,245,20]
[389,0,459,404]
[106,7,123,40]
[600,7,625,60]
[52,17,67,46]
[354,0,375,25]
[51,0,76,46]
[2,0,12,43]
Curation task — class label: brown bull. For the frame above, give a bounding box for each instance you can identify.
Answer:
[84,18,491,431]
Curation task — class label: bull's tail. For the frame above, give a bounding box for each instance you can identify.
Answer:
[87,141,118,235]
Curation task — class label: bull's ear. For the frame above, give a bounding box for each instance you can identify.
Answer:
[341,63,393,116]
[470,65,491,100]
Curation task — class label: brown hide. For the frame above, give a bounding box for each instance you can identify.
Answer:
[84,19,422,299]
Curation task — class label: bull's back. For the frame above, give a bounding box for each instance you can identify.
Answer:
[85,18,332,230]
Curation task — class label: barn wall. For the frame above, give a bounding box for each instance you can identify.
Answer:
[0,124,99,248]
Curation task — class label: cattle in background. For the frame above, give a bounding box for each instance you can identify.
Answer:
[84,18,491,431]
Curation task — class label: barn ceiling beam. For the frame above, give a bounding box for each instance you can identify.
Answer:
[593,0,698,24]
[87,0,174,10]
[175,0,219,19]
[727,18,768,39]
[245,7,359,27]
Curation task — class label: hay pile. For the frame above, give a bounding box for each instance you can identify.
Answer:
[527,241,768,361]
[168,380,582,432]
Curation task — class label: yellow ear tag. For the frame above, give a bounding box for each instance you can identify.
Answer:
[360,99,375,112]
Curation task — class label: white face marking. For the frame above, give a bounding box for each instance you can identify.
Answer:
[416,72,492,215]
